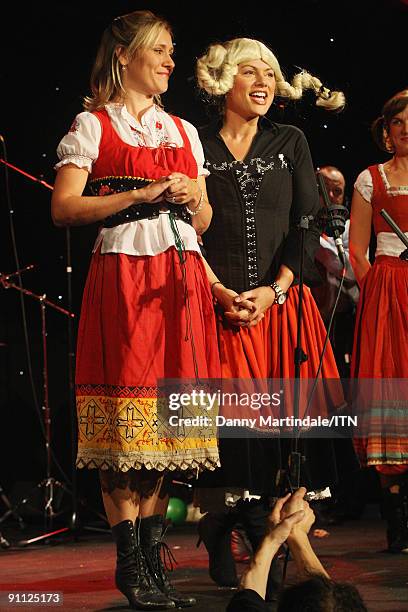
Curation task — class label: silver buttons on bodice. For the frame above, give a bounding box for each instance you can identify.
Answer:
[207,154,293,288]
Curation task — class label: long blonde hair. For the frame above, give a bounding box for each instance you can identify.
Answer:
[83,10,172,111]
[196,37,345,112]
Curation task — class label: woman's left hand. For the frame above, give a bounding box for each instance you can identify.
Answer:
[165,172,200,205]
[234,286,276,315]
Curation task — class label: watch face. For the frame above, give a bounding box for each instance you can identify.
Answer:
[277,293,287,305]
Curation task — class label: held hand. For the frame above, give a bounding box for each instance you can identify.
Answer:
[224,308,265,327]
[213,285,262,327]
[234,286,275,315]
[165,172,200,205]
[140,177,181,204]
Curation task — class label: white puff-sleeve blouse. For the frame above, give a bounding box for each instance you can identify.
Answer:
[55,103,208,257]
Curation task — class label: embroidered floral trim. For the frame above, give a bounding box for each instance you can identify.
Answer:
[207,153,293,287]
[75,387,219,473]
[76,451,220,472]
[128,116,176,148]
[88,176,154,197]
[54,155,93,172]
[379,164,408,196]
[98,184,115,196]
[69,119,80,133]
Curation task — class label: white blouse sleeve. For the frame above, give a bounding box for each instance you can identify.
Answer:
[181,119,210,177]
[55,112,102,172]
[354,168,373,204]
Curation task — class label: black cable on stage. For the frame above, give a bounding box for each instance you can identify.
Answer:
[299,265,347,444]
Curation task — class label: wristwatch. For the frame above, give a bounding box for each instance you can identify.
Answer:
[270,281,287,305]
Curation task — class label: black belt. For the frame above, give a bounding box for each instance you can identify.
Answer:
[102,203,192,228]
[87,175,192,228]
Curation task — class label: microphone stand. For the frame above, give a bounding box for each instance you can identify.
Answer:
[0,268,32,540]
[280,183,349,584]
[282,181,349,493]
[279,214,311,587]
[0,270,75,544]
[0,157,107,542]
[288,215,311,491]
[277,215,313,498]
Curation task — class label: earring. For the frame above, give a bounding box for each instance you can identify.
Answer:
[382,127,394,153]
[384,134,395,154]
[121,64,127,70]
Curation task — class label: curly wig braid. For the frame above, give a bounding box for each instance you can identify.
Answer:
[197,37,345,112]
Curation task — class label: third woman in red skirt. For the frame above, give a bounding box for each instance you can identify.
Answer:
[350,90,408,554]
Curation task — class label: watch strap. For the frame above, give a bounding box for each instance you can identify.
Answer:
[271,281,287,304]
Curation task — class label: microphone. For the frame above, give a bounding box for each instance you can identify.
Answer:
[316,172,348,267]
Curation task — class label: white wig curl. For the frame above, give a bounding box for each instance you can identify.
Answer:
[196,37,345,112]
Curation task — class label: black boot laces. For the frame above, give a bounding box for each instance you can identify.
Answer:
[153,539,178,589]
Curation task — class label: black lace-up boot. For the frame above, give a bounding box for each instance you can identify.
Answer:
[111,519,175,609]
[139,514,196,608]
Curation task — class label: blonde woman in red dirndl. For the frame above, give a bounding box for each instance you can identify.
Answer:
[50,11,259,610]
[350,90,408,554]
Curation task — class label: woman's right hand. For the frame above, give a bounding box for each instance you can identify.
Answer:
[52,168,181,227]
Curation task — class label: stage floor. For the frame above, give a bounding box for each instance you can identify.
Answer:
[0,518,407,611]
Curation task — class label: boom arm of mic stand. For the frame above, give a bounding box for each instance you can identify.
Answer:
[0,158,54,191]
[380,209,408,260]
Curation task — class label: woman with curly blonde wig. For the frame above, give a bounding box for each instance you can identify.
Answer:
[194,37,346,596]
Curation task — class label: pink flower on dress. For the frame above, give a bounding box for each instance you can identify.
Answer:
[156,121,162,130]
[69,119,79,133]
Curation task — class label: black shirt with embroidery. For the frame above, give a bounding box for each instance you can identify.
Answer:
[200,120,322,294]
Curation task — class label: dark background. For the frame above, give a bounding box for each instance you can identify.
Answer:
[0,0,407,517]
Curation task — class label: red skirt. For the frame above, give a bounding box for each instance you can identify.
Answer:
[75,247,220,472]
[197,285,343,498]
[352,256,408,469]
[218,284,343,420]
